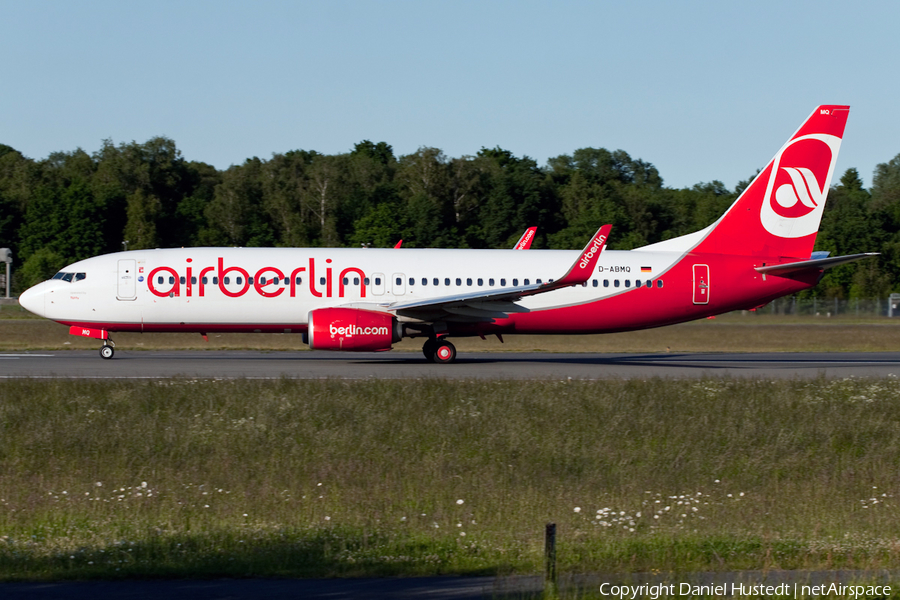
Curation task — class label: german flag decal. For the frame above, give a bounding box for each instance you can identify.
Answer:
[641,266,652,273]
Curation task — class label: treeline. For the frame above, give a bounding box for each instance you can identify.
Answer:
[1,138,899,298]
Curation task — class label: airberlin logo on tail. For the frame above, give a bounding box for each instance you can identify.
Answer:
[579,232,608,269]
[759,133,841,239]
[773,167,826,217]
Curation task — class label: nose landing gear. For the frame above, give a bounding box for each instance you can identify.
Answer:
[99,339,115,359]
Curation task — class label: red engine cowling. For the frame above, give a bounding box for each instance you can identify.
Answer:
[307,308,401,352]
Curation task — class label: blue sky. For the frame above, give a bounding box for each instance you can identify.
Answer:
[2,1,898,189]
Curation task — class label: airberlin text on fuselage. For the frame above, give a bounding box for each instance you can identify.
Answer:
[147,257,366,299]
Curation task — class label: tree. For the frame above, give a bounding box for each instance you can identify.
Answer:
[123,189,162,250]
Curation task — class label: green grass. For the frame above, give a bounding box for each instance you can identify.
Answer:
[4,378,900,581]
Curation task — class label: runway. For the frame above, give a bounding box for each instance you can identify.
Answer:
[2,350,900,379]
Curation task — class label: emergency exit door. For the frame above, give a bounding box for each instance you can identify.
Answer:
[692,264,709,305]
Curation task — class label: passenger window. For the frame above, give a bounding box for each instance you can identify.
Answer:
[191,277,197,285]
[501,278,506,286]
[422,278,427,286]
[523,279,529,285]
[603,280,609,287]
[180,276,186,285]
[592,279,598,287]
[513,278,518,286]
[635,280,641,288]
[396,277,402,286]
[248,277,253,285]
[74,273,86,282]
[625,280,631,288]
[477,278,483,286]
[646,280,652,287]
[582,282,587,287]
[364,277,370,285]
[202,277,208,284]
[169,277,175,284]
[444,278,450,286]
[375,277,381,285]
[467,278,473,286]
[489,278,495,286]
[157,276,164,285]
[224,277,230,284]
[213,277,219,285]
[456,278,462,286]
[433,278,439,286]
[657,279,664,288]
[271,277,279,285]
[614,280,620,287]
[536,279,542,284]
[354,277,360,285]
[342,277,349,285]
[321,277,326,285]
[236,277,243,285]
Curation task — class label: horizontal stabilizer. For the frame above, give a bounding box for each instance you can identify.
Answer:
[755,253,878,276]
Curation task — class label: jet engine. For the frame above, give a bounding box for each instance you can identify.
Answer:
[306,307,401,351]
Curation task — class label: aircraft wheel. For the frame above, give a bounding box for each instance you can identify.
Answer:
[100,344,115,360]
[432,340,456,364]
[422,338,438,361]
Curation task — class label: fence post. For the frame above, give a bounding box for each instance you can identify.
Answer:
[545,523,557,598]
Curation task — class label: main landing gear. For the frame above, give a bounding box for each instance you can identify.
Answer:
[99,339,115,360]
[422,338,456,364]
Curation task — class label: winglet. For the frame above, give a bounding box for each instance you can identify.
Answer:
[555,224,612,286]
[513,227,537,250]
[394,240,403,248]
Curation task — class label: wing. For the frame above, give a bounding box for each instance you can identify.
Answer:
[366,225,611,322]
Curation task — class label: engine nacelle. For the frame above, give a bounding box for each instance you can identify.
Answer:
[306,307,401,352]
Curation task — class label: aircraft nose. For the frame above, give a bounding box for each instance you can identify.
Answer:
[18,283,46,317]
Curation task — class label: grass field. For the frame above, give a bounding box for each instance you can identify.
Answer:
[3,378,900,582]
[2,310,900,353]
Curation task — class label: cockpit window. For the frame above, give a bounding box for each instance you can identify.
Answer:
[50,271,85,282]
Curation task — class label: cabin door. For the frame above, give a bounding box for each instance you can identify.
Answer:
[117,259,137,300]
[692,264,709,305]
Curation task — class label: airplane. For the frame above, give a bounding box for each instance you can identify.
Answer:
[18,105,876,363]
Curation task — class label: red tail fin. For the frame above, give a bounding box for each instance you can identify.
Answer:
[694,105,849,259]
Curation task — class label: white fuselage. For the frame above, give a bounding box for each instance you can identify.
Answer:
[21,247,680,332]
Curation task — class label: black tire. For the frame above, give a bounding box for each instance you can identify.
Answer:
[432,340,456,364]
[422,338,438,361]
[100,345,114,359]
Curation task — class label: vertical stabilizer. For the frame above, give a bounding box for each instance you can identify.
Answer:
[694,105,849,259]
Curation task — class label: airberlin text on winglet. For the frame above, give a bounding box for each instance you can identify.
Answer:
[579,231,609,269]
[148,257,366,299]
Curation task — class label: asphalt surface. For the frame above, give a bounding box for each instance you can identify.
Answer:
[2,350,900,379]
